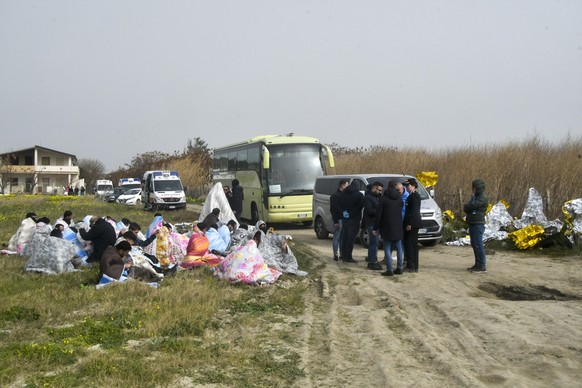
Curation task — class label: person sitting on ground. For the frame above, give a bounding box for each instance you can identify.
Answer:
[202,208,221,228]
[99,240,132,282]
[50,221,66,238]
[79,216,117,263]
[57,210,74,229]
[128,222,159,248]
[180,222,220,269]
[7,212,38,254]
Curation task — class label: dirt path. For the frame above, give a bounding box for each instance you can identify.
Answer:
[283,226,582,387]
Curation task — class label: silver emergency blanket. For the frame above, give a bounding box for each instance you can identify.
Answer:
[483,202,513,242]
[23,223,77,275]
[248,221,307,276]
[563,198,582,235]
[199,182,238,226]
[514,187,563,230]
[7,217,36,253]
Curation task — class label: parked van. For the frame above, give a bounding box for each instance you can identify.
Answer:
[94,179,114,198]
[312,174,443,246]
[141,171,186,210]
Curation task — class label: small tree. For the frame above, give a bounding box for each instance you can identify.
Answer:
[78,158,106,192]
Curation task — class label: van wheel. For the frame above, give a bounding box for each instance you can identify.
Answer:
[314,217,329,239]
[359,228,370,248]
[251,203,259,224]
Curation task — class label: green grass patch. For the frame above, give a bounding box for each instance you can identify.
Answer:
[0,195,313,387]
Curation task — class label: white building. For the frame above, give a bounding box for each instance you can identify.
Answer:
[0,146,81,194]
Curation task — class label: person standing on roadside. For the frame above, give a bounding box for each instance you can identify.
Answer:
[403,178,422,272]
[464,179,489,273]
[373,180,404,276]
[339,180,364,263]
[330,179,349,261]
[230,179,244,221]
[363,181,383,270]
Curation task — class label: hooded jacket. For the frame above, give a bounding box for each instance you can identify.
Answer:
[373,186,404,241]
[339,181,364,221]
[362,187,381,229]
[464,179,488,224]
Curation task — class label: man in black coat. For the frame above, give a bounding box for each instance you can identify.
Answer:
[330,179,349,261]
[363,181,383,270]
[373,181,404,275]
[80,216,117,263]
[339,180,364,263]
[230,179,244,221]
[403,179,422,272]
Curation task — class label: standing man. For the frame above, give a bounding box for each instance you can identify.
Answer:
[373,180,404,276]
[339,180,364,263]
[330,179,349,261]
[230,179,244,221]
[464,179,489,273]
[363,181,383,270]
[403,178,422,272]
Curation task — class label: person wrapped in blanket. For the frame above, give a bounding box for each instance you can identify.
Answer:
[23,219,77,275]
[117,233,164,282]
[214,230,282,285]
[180,222,221,269]
[7,212,38,254]
[142,215,186,271]
[248,220,307,276]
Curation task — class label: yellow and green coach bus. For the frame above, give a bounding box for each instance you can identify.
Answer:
[213,134,334,225]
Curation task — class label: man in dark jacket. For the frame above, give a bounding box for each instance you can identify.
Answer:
[403,178,422,272]
[230,179,244,221]
[339,180,364,263]
[100,240,132,280]
[464,179,489,273]
[373,181,404,275]
[79,216,117,263]
[363,181,383,270]
[330,179,349,261]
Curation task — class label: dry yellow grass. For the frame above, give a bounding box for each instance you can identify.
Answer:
[331,135,582,219]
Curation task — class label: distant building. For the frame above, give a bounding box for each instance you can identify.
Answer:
[0,145,81,194]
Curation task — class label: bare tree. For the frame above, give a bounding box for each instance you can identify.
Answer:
[78,158,106,193]
[0,153,15,194]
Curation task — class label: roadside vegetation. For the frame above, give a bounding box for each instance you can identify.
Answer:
[0,195,315,387]
[330,135,582,220]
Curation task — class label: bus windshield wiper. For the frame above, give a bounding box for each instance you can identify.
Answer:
[279,189,312,198]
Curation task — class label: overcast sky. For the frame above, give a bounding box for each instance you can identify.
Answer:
[1,0,581,171]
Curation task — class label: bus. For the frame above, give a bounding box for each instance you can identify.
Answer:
[212,134,334,225]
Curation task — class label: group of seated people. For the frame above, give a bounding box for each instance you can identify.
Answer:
[6,204,306,288]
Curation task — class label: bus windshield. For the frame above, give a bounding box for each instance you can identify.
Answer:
[154,180,183,192]
[267,144,324,195]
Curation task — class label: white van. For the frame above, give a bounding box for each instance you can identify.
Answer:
[118,177,141,191]
[312,174,443,246]
[141,171,186,210]
[94,179,114,198]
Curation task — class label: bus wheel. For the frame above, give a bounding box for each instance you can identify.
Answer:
[314,216,329,239]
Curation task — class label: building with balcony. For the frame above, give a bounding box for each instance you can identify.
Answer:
[0,146,81,194]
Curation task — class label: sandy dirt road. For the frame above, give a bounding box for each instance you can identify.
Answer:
[278,225,582,387]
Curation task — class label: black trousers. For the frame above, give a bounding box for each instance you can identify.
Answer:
[404,228,419,271]
[340,218,360,260]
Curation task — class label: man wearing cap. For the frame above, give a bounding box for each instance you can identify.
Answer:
[464,179,489,273]
[403,178,422,272]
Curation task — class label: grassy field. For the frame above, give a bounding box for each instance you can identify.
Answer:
[0,195,318,387]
